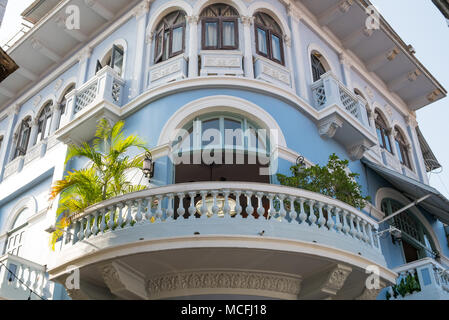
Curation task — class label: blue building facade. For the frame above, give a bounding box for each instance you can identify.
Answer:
[0,0,448,300]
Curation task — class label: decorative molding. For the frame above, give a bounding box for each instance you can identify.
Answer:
[348,140,371,161]
[241,15,254,26]
[186,15,199,24]
[100,262,147,299]
[321,264,352,295]
[133,0,151,18]
[318,116,343,139]
[146,270,302,299]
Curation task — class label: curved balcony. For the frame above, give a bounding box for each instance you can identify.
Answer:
[49,182,395,300]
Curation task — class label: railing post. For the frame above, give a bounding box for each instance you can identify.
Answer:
[322,73,342,107]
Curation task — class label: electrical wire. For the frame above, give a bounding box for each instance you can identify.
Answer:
[0,261,46,300]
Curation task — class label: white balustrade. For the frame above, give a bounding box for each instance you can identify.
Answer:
[64,66,125,122]
[62,182,381,258]
[200,51,244,77]
[0,254,51,300]
[311,72,369,127]
[148,55,188,87]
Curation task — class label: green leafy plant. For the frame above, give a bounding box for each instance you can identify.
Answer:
[389,271,421,299]
[49,118,148,248]
[276,153,370,209]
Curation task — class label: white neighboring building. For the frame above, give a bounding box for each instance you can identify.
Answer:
[0,0,7,28]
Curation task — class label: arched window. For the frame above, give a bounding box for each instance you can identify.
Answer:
[96,45,124,76]
[6,209,28,257]
[36,102,53,143]
[154,10,186,64]
[375,111,392,153]
[254,12,284,65]
[381,198,437,263]
[311,52,328,82]
[395,128,412,169]
[55,84,76,130]
[13,117,31,159]
[201,4,239,50]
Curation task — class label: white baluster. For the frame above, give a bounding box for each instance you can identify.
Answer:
[366,223,374,246]
[267,194,276,218]
[278,194,286,220]
[223,190,231,217]
[135,198,143,223]
[199,191,208,218]
[91,211,99,235]
[125,201,133,227]
[211,191,219,217]
[233,190,242,218]
[245,191,254,217]
[188,192,197,218]
[256,192,265,218]
[177,193,186,218]
[317,202,326,228]
[85,215,92,238]
[156,195,163,220]
[166,194,175,219]
[348,214,357,237]
[335,208,343,233]
[308,200,317,227]
[298,198,307,224]
[146,197,154,221]
[355,217,363,240]
[289,196,297,222]
[108,205,115,230]
[117,203,124,228]
[100,208,107,233]
[326,206,335,231]
[342,210,350,234]
[77,218,85,240]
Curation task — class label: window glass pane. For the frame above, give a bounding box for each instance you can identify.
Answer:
[396,141,404,163]
[257,28,267,55]
[112,48,124,75]
[376,128,384,148]
[271,34,281,61]
[155,31,163,61]
[172,26,184,53]
[205,22,218,47]
[384,132,392,153]
[222,21,235,47]
[163,31,170,60]
[224,119,242,147]
[202,119,220,148]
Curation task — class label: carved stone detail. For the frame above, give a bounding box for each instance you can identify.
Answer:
[348,140,371,161]
[101,265,121,292]
[241,16,254,26]
[339,0,354,13]
[147,270,302,298]
[318,116,343,139]
[321,264,352,295]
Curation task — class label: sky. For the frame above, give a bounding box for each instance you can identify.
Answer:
[1,0,449,198]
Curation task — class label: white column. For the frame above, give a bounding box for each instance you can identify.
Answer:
[50,103,61,134]
[0,105,20,181]
[339,52,353,91]
[187,15,199,78]
[287,10,308,100]
[242,16,254,79]
[76,47,91,87]
[406,115,428,183]
[284,36,296,92]
[132,1,150,97]
[27,119,39,150]
[144,32,154,89]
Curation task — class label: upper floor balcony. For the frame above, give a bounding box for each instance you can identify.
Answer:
[56,66,125,144]
[48,181,396,300]
[386,258,449,300]
[0,254,51,300]
[311,72,377,160]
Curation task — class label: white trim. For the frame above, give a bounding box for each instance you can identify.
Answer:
[2,196,38,234]
[146,1,193,34]
[56,78,78,103]
[247,1,291,39]
[308,43,338,82]
[98,39,128,79]
[35,95,57,118]
[157,95,287,148]
[193,0,249,17]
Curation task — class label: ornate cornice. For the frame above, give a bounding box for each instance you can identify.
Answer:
[146,270,302,299]
[321,264,352,295]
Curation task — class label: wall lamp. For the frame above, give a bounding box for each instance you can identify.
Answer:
[142,151,155,183]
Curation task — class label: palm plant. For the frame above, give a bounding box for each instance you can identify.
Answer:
[49,118,148,248]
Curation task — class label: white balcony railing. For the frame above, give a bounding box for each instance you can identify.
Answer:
[200,51,244,77]
[311,72,369,128]
[59,182,384,264]
[3,156,24,179]
[0,254,51,300]
[148,55,188,87]
[254,57,292,88]
[387,258,449,300]
[63,66,125,124]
